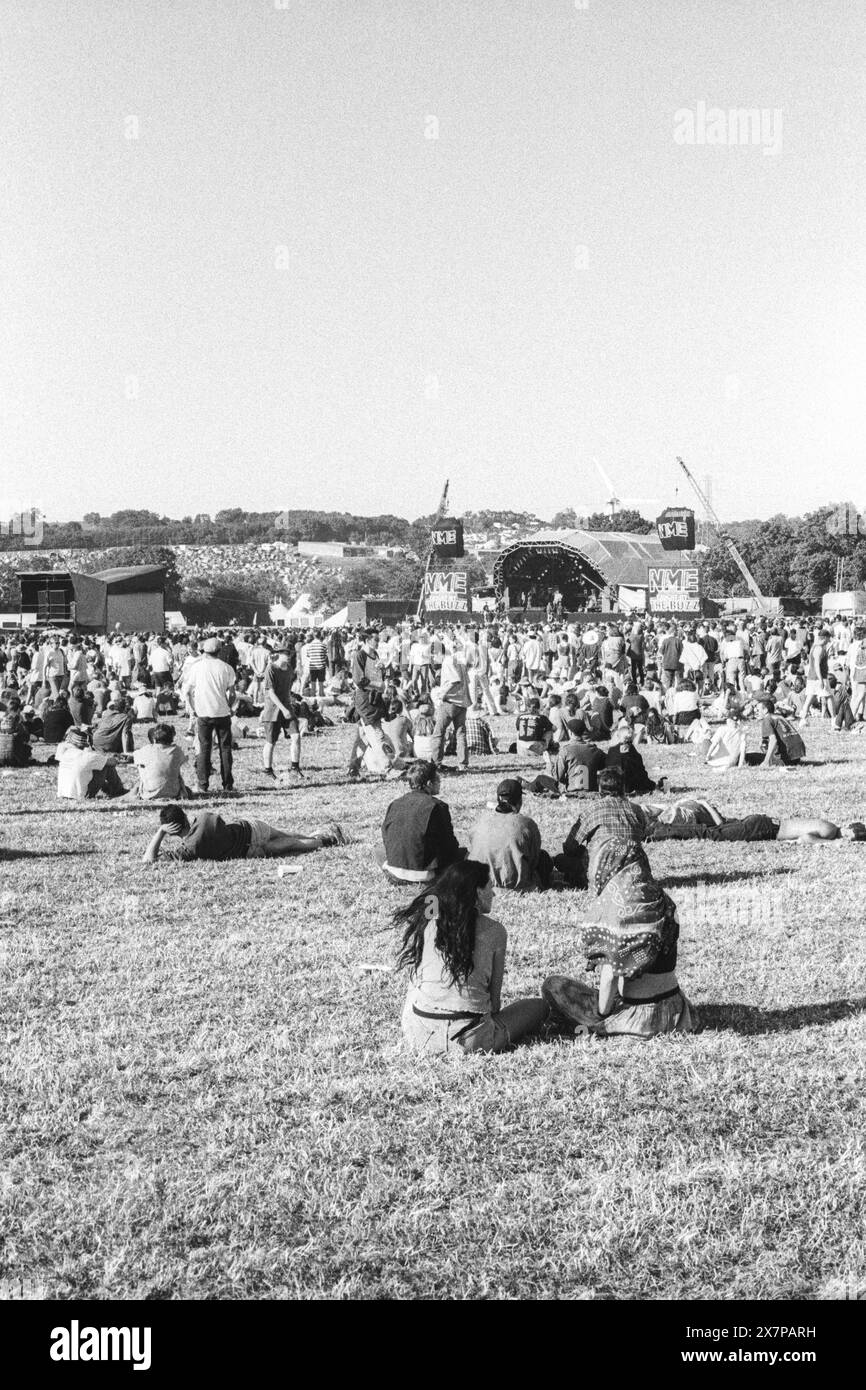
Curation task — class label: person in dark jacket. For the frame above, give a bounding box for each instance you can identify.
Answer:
[91,697,136,754]
[375,760,465,885]
[604,725,666,794]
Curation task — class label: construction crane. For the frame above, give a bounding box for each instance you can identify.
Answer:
[676,456,773,615]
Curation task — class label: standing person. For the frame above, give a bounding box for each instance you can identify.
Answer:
[657,622,682,693]
[347,630,388,781]
[181,636,236,794]
[247,636,271,705]
[431,638,471,771]
[301,629,328,698]
[722,626,748,694]
[396,860,546,1055]
[409,629,432,695]
[260,649,304,783]
[628,620,646,684]
[148,637,174,690]
[44,637,68,697]
[800,628,830,725]
[847,625,866,721]
[468,629,500,716]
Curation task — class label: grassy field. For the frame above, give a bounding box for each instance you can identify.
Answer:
[1,713,865,1301]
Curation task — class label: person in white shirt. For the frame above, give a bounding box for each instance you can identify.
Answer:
[132,688,157,722]
[148,640,174,689]
[181,637,236,793]
[705,716,746,770]
[56,727,126,799]
[409,632,432,695]
[431,640,471,769]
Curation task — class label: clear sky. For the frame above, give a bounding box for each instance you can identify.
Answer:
[2,0,865,524]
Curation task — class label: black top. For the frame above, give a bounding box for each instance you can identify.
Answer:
[381,791,461,872]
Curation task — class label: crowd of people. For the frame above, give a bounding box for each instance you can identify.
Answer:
[1,608,863,1053]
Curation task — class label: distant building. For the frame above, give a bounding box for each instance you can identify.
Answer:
[296,541,373,559]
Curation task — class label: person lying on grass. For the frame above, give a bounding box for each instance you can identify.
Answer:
[397,859,546,1055]
[645,804,866,843]
[543,842,698,1039]
[143,804,347,863]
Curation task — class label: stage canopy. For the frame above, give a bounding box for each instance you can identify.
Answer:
[71,565,165,631]
[493,529,685,610]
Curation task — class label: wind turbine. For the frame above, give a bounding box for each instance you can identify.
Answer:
[592,460,663,522]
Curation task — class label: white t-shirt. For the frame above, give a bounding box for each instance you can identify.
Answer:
[56,744,110,798]
[149,646,173,673]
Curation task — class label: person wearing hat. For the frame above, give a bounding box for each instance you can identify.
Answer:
[181,636,237,794]
[56,727,126,800]
[467,779,553,890]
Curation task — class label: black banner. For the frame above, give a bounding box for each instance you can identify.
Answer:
[656,507,696,550]
[430,518,464,558]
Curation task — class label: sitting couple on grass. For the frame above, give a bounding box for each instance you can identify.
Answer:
[704,699,805,771]
[377,761,556,892]
[398,848,694,1056]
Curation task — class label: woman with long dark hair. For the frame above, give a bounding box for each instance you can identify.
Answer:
[396,860,546,1055]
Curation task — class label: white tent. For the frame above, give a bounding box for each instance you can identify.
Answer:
[322,606,348,629]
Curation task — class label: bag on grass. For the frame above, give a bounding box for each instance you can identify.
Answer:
[770,715,805,764]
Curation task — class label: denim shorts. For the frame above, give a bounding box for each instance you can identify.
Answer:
[401,995,510,1055]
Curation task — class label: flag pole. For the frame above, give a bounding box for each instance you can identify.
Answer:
[415,478,449,621]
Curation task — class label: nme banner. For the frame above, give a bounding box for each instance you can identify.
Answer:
[423,571,470,613]
[648,565,701,614]
[430,518,464,558]
[656,507,696,550]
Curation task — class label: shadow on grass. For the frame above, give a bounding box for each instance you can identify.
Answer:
[661,867,793,888]
[0,847,99,859]
[699,996,866,1034]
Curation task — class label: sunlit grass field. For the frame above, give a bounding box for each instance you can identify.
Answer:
[1,713,864,1300]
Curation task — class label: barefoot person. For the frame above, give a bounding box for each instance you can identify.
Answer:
[143,805,347,862]
[397,860,546,1055]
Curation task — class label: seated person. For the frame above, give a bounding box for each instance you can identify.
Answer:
[618,682,650,744]
[546,695,572,743]
[382,699,414,758]
[468,778,553,890]
[56,726,126,799]
[131,687,157,722]
[542,718,605,794]
[92,698,136,755]
[41,693,75,745]
[0,703,32,767]
[465,706,497,756]
[232,676,259,718]
[553,767,647,887]
[155,686,180,716]
[671,678,701,730]
[397,860,546,1056]
[825,676,856,732]
[68,682,96,727]
[585,685,616,741]
[376,760,464,885]
[87,677,111,715]
[512,698,554,762]
[705,714,746,770]
[604,725,666,794]
[752,697,805,766]
[144,805,347,862]
[409,703,437,762]
[131,723,191,800]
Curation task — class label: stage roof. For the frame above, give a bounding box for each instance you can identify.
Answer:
[496,529,688,590]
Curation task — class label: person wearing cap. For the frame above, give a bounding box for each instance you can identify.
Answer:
[56,727,126,800]
[181,637,236,793]
[467,779,553,890]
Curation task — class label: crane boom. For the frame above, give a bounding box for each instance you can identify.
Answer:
[676,457,771,614]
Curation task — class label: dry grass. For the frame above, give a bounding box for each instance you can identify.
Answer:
[1,714,864,1300]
